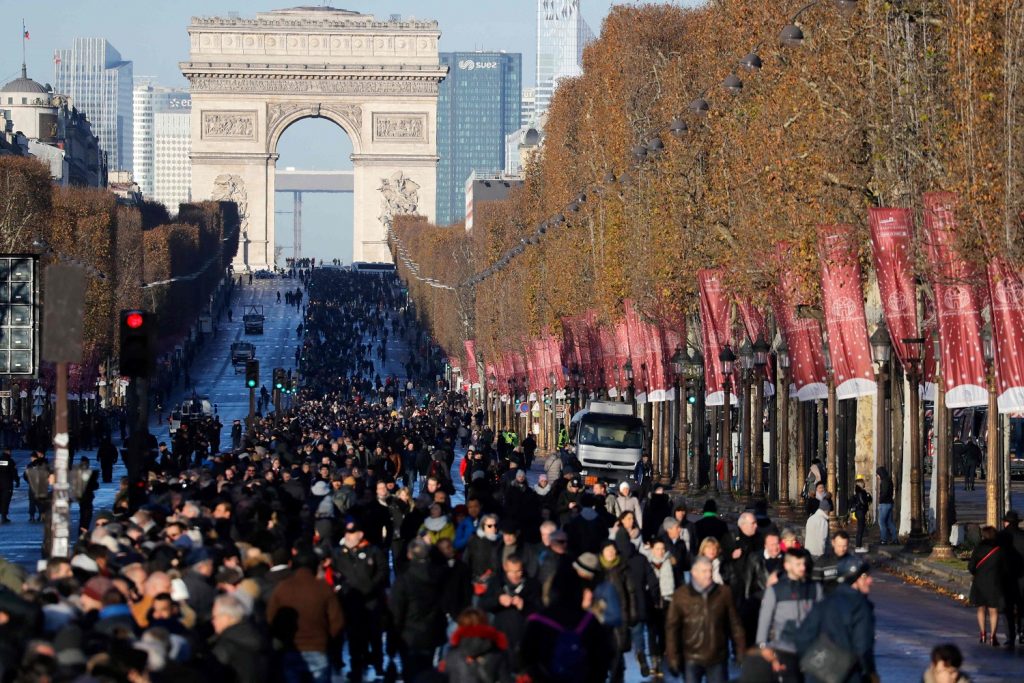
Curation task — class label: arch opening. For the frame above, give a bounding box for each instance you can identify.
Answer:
[274,116,355,266]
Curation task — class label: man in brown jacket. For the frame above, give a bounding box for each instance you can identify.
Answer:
[267,550,344,683]
[665,555,745,683]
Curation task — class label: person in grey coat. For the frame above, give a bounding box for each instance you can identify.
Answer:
[755,548,823,681]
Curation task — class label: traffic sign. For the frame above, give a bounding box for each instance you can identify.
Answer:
[518,402,529,414]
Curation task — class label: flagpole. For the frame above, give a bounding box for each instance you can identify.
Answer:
[21,19,27,75]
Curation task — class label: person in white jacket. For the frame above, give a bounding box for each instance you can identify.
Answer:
[613,480,644,529]
[804,495,832,559]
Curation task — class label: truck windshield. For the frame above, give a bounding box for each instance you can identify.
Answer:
[578,417,643,449]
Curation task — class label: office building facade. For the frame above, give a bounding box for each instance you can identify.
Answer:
[436,51,521,226]
[133,83,191,208]
[54,38,133,171]
[535,0,594,118]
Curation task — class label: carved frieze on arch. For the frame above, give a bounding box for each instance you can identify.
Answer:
[266,102,363,152]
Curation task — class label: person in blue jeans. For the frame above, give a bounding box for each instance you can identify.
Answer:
[876,466,898,544]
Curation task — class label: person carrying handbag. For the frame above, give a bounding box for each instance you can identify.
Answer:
[969,525,1007,645]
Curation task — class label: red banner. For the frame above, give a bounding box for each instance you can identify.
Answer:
[737,300,776,397]
[922,192,987,408]
[988,259,1024,412]
[624,301,649,399]
[545,333,564,388]
[659,313,686,403]
[597,324,618,393]
[818,224,876,399]
[698,269,736,406]
[770,245,827,400]
[463,340,479,385]
[868,208,922,365]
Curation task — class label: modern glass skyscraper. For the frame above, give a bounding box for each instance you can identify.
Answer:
[54,38,133,171]
[133,83,191,207]
[536,0,595,119]
[436,52,522,226]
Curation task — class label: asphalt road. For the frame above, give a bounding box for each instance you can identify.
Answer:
[2,274,1024,680]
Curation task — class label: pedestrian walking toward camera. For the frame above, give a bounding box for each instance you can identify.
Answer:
[665,556,745,682]
[963,439,982,491]
[70,456,99,534]
[23,450,51,523]
[969,525,1007,646]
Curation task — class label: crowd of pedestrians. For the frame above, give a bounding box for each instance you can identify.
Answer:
[0,268,980,683]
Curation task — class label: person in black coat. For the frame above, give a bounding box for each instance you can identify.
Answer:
[210,593,270,683]
[519,565,612,683]
[480,555,540,662]
[642,486,673,542]
[1000,510,1024,646]
[693,499,729,551]
[390,540,447,682]
[969,525,1008,645]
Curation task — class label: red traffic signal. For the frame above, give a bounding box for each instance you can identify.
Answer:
[120,309,155,377]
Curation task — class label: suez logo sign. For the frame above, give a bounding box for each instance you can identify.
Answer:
[457,59,499,70]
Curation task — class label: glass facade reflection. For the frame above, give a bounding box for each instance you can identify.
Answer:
[54,38,133,171]
[536,0,595,119]
[436,52,522,226]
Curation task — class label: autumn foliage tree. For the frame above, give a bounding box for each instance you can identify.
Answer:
[0,155,240,386]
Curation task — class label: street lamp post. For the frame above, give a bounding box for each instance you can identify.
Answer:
[738,339,755,500]
[692,349,705,488]
[824,344,839,529]
[720,344,736,498]
[983,325,1000,527]
[902,336,929,551]
[932,329,953,559]
[625,359,636,416]
[776,339,793,514]
[548,371,558,455]
[753,334,770,500]
[672,347,689,492]
[869,320,892,491]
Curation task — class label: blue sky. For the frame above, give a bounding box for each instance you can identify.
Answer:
[4,1,702,262]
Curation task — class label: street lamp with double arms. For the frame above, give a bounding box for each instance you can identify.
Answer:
[776,338,793,513]
[720,344,736,497]
[752,334,770,500]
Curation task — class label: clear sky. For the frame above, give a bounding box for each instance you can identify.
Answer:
[3,1,703,263]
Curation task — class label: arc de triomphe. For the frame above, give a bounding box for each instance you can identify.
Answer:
[181,6,446,268]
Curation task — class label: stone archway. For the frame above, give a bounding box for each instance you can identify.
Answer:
[182,6,446,269]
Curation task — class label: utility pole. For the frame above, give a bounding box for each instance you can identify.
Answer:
[42,264,87,559]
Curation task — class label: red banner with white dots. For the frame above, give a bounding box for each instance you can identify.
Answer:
[819,224,876,399]
[987,258,1024,412]
[922,192,988,408]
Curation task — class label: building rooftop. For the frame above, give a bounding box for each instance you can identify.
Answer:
[1,66,49,94]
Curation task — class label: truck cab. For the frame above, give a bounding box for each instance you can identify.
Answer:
[569,400,644,485]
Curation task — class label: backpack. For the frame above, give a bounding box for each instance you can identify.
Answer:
[527,612,593,683]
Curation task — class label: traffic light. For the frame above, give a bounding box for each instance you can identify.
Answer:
[287,371,297,394]
[685,380,697,405]
[119,309,155,377]
[245,360,259,389]
[273,367,285,391]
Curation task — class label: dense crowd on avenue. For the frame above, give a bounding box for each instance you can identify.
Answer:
[0,268,998,683]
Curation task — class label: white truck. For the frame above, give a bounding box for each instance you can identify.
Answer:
[569,400,645,485]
